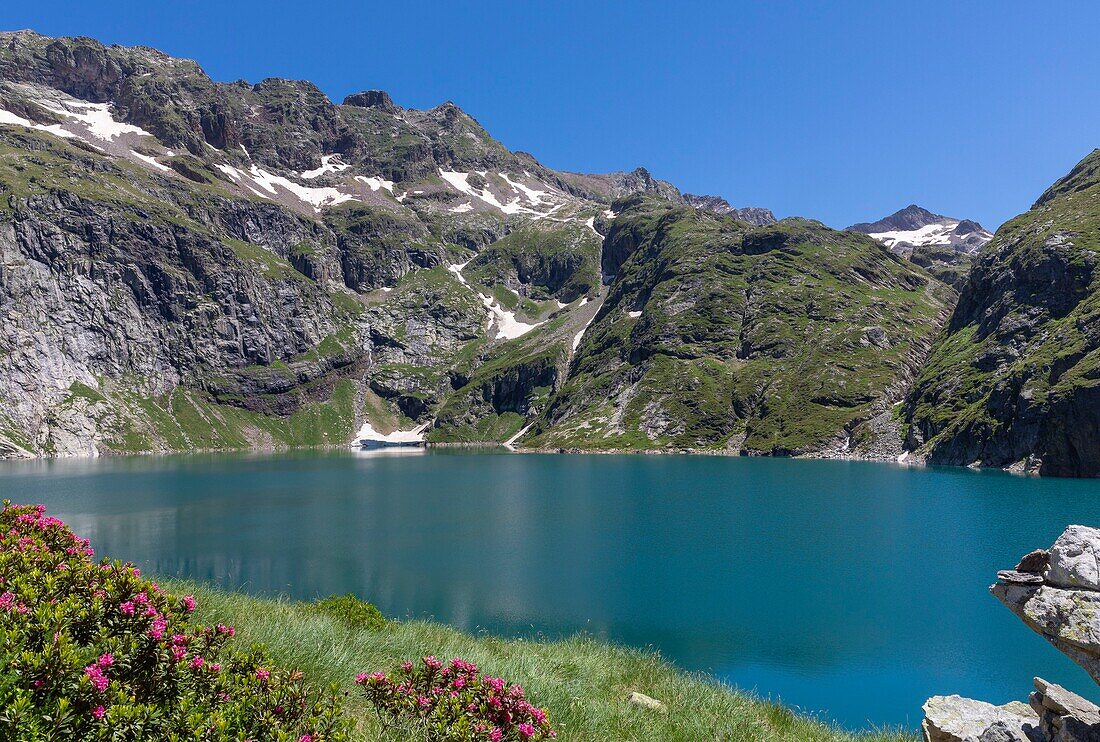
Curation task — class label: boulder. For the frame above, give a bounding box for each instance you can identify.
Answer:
[1029,678,1100,741]
[627,691,666,712]
[998,570,1045,585]
[1045,527,1100,591]
[1017,550,1051,574]
[921,695,1037,741]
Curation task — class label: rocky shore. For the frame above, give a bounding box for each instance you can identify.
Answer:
[923,525,1100,741]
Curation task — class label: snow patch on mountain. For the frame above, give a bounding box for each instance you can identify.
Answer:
[301,154,350,179]
[129,150,170,172]
[447,260,543,341]
[354,175,394,193]
[35,98,151,141]
[0,108,76,139]
[216,163,357,211]
[354,420,428,445]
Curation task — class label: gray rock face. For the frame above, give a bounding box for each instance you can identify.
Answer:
[902,150,1100,478]
[1046,526,1100,591]
[921,695,1037,742]
[992,582,1100,685]
[922,526,1100,742]
[1030,678,1100,741]
[681,193,777,226]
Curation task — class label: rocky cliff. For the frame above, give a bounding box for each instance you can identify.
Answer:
[902,150,1100,477]
[2,30,1096,473]
[923,525,1100,741]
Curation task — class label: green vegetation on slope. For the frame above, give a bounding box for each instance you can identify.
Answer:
[464,222,602,305]
[531,196,953,454]
[176,582,913,742]
[903,149,1100,476]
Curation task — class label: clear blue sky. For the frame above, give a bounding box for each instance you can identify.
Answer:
[5,1,1099,229]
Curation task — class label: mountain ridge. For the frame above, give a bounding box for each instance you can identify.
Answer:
[0,30,1097,476]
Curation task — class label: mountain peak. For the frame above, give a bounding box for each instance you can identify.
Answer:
[850,204,945,233]
[342,90,397,112]
[848,204,993,261]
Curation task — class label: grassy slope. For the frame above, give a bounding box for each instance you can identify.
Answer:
[175,582,913,742]
[531,199,952,454]
[902,149,1100,471]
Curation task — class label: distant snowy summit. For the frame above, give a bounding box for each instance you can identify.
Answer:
[848,204,993,255]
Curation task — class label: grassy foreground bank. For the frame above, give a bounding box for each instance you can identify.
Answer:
[171,582,915,742]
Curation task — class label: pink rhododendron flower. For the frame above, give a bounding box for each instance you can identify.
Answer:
[91,705,106,720]
[518,723,536,738]
[191,656,204,669]
[84,664,109,692]
[183,595,196,612]
[118,601,135,615]
[98,653,113,667]
[489,729,503,742]
[256,668,270,681]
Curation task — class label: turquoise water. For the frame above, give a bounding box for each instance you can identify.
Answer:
[2,450,1099,730]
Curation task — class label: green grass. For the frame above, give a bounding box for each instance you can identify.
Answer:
[171,582,914,742]
[531,197,952,454]
[902,148,1100,472]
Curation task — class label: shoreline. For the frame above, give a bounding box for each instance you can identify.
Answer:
[0,439,1054,478]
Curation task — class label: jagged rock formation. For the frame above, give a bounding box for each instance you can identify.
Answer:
[902,150,1100,477]
[922,525,1100,741]
[681,193,776,226]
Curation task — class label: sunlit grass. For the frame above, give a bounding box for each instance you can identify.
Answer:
[170,581,916,741]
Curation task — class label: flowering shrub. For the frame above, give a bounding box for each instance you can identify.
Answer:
[0,501,347,741]
[356,656,556,741]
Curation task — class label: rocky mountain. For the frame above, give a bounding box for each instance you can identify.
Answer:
[849,204,993,253]
[849,205,994,288]
[0,30,1096,476]
[0,30,956,461]
[526,196,953,455]
[681,193,776,226]
[901,149,1100,477]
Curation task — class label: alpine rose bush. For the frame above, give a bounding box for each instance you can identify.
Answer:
[0,501,347,741]
[356,656,556,741]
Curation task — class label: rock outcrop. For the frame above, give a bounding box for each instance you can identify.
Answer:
[681,193,776,226]
[902,150,1100,478]
[922,525,1100,741]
